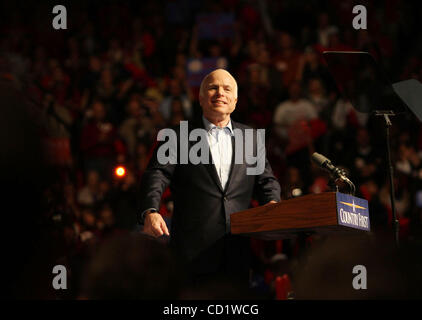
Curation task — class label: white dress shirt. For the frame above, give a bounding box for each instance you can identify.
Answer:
[202,116,233,190]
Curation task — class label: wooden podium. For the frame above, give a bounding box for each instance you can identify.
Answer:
[230,192,371,240]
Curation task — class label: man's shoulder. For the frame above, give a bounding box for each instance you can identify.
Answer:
[231,120,253,131]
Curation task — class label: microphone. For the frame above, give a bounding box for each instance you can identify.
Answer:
[311,152,346,180]
[311,152,356,194]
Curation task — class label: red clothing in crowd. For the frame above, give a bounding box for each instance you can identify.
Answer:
[80,120,118,158]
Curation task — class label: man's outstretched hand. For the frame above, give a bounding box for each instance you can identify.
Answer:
[143,212,170,237]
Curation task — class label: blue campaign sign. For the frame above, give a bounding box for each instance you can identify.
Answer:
[196,13,235,39]
[336,192,370,231]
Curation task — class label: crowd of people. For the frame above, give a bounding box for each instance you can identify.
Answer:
[1,0,422,299]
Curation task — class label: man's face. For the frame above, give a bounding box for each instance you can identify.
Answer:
[199,70,237,119]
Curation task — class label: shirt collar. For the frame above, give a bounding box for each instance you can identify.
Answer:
[202,116,233,135]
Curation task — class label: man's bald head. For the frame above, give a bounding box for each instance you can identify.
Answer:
[199,69,238,125]
[199,69,238,99]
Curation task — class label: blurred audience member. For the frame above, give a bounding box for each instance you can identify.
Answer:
[77,170,101,207]
[273,81,318,134]
[119,97,143,157]
[160,79,193,122]
[273,32,302,88]
[80,100,119,179]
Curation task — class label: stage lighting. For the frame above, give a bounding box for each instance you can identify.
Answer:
[115,166,126,178]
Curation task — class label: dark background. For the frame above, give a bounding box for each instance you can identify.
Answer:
[1,0,422,299]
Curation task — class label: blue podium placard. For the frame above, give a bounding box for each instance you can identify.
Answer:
[336,192,370,231]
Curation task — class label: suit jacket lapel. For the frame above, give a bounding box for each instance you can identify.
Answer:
[204,152,225,193]
[223,120,242,193]
[191,119,224,193]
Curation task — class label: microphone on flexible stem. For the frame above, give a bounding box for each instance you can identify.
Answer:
[311,152,356,195]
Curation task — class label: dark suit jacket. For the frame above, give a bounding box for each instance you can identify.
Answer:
[139,118,281,276]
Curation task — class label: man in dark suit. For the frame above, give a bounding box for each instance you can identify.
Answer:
[138,69,281,287]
